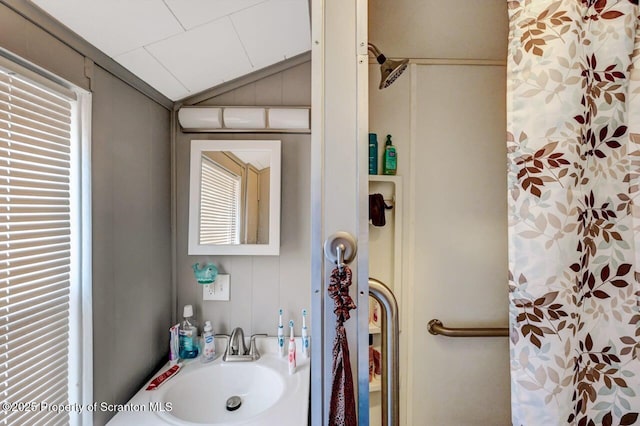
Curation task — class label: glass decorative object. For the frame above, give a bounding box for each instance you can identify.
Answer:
[192,262,218,284]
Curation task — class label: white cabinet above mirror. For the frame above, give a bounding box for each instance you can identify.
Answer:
[188,140,281,255]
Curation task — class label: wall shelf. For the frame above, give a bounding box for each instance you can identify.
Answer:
[370,375,381,393]
[368,174,403,421]
[368,174,402,183]
[368,174,403,310]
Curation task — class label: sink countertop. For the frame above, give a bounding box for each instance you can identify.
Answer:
[107,337,310,426]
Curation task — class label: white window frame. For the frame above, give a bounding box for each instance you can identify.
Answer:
[69,87,93,426]
[0,49,92,426]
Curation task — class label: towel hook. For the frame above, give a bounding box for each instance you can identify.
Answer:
[324,232,357,272]
[336,243,346,272]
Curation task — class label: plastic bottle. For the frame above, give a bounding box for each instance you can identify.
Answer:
[201,320,215,363]
[179,305,199,359]
[382,134,397,175]
[369,133,378,175]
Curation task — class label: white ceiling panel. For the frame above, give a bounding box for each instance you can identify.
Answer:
[231,0,310,69]
[32,0,184,57]
[163,0,266,30]
[30,0,311,102]
[145,18,253,95]
[115,48,190,101]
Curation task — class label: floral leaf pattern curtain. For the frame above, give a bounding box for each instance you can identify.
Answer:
[507,1,640,425]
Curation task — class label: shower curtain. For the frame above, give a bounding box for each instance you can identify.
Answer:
[508,1,640,425]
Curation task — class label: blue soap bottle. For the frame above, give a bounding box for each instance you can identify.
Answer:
[369,133,378,175]
[179,305,199,359]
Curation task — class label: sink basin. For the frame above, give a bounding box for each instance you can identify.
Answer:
[107,337,309,426]
[152,362,285,425]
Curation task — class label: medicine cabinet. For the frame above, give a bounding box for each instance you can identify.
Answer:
[188,139,281,255]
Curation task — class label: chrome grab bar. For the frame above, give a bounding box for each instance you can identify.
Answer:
[427,319,509,337]
[369,278,399,426]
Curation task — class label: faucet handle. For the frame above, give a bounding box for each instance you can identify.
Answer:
[250,333,268,339]
[249,334,268,357]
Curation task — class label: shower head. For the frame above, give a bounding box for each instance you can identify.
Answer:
[368,43,409,89]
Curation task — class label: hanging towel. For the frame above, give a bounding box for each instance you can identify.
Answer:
[369,346,381,381]
[369,193,393,227]
[328,266,357,426]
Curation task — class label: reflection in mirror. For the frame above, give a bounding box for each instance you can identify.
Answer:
[189,140,281,256]
[199,150,270,245]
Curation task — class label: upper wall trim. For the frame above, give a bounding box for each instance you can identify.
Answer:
[1,0,173,110]
[369,57,506,66]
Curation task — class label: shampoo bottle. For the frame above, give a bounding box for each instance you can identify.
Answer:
[179,305,199,359]
[201,320,215,363]
[369,133,378,175]
[382,134,397,175]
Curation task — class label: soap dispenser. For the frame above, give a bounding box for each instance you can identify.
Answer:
[201,320,215,363]
[179,305,199,359]
[382,134,397,175]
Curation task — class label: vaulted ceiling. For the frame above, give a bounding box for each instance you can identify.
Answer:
[30,0,311,101]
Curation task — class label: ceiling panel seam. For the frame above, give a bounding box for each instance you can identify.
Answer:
[143,46,190,94]
[228,16,255,69]
[161,0,186,32]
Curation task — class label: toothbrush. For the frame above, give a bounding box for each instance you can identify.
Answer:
[301,309,310,358]
[288,320,297,375]
[278,309,285,357]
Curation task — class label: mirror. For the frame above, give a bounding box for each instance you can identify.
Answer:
[188,140,281,255]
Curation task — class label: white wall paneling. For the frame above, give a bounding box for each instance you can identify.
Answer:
[411,64,509,425]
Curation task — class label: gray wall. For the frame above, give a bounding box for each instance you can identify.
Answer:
[91,67,171,425]
[0,5,172,425]
[176,62,311,336]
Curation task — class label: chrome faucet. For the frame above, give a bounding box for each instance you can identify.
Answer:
[223,327,267,362]
[229,327,248,356]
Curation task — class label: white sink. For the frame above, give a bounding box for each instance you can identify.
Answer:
[153,362,285,425]
[107,337,309,426]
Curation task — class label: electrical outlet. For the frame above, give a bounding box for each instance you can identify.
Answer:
[203,274,230,301]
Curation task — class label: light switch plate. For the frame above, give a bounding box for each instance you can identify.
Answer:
[203,274,230,301]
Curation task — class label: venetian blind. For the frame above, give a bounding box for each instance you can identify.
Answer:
[0,66,74,425]
[199,157,241,245]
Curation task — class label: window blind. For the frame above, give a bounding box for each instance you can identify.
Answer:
[199,157,241,245]
[0,66,73,425]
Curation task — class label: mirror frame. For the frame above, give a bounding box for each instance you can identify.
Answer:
[188,139,281,255]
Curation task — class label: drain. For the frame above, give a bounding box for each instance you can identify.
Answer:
[226,396,242,412]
